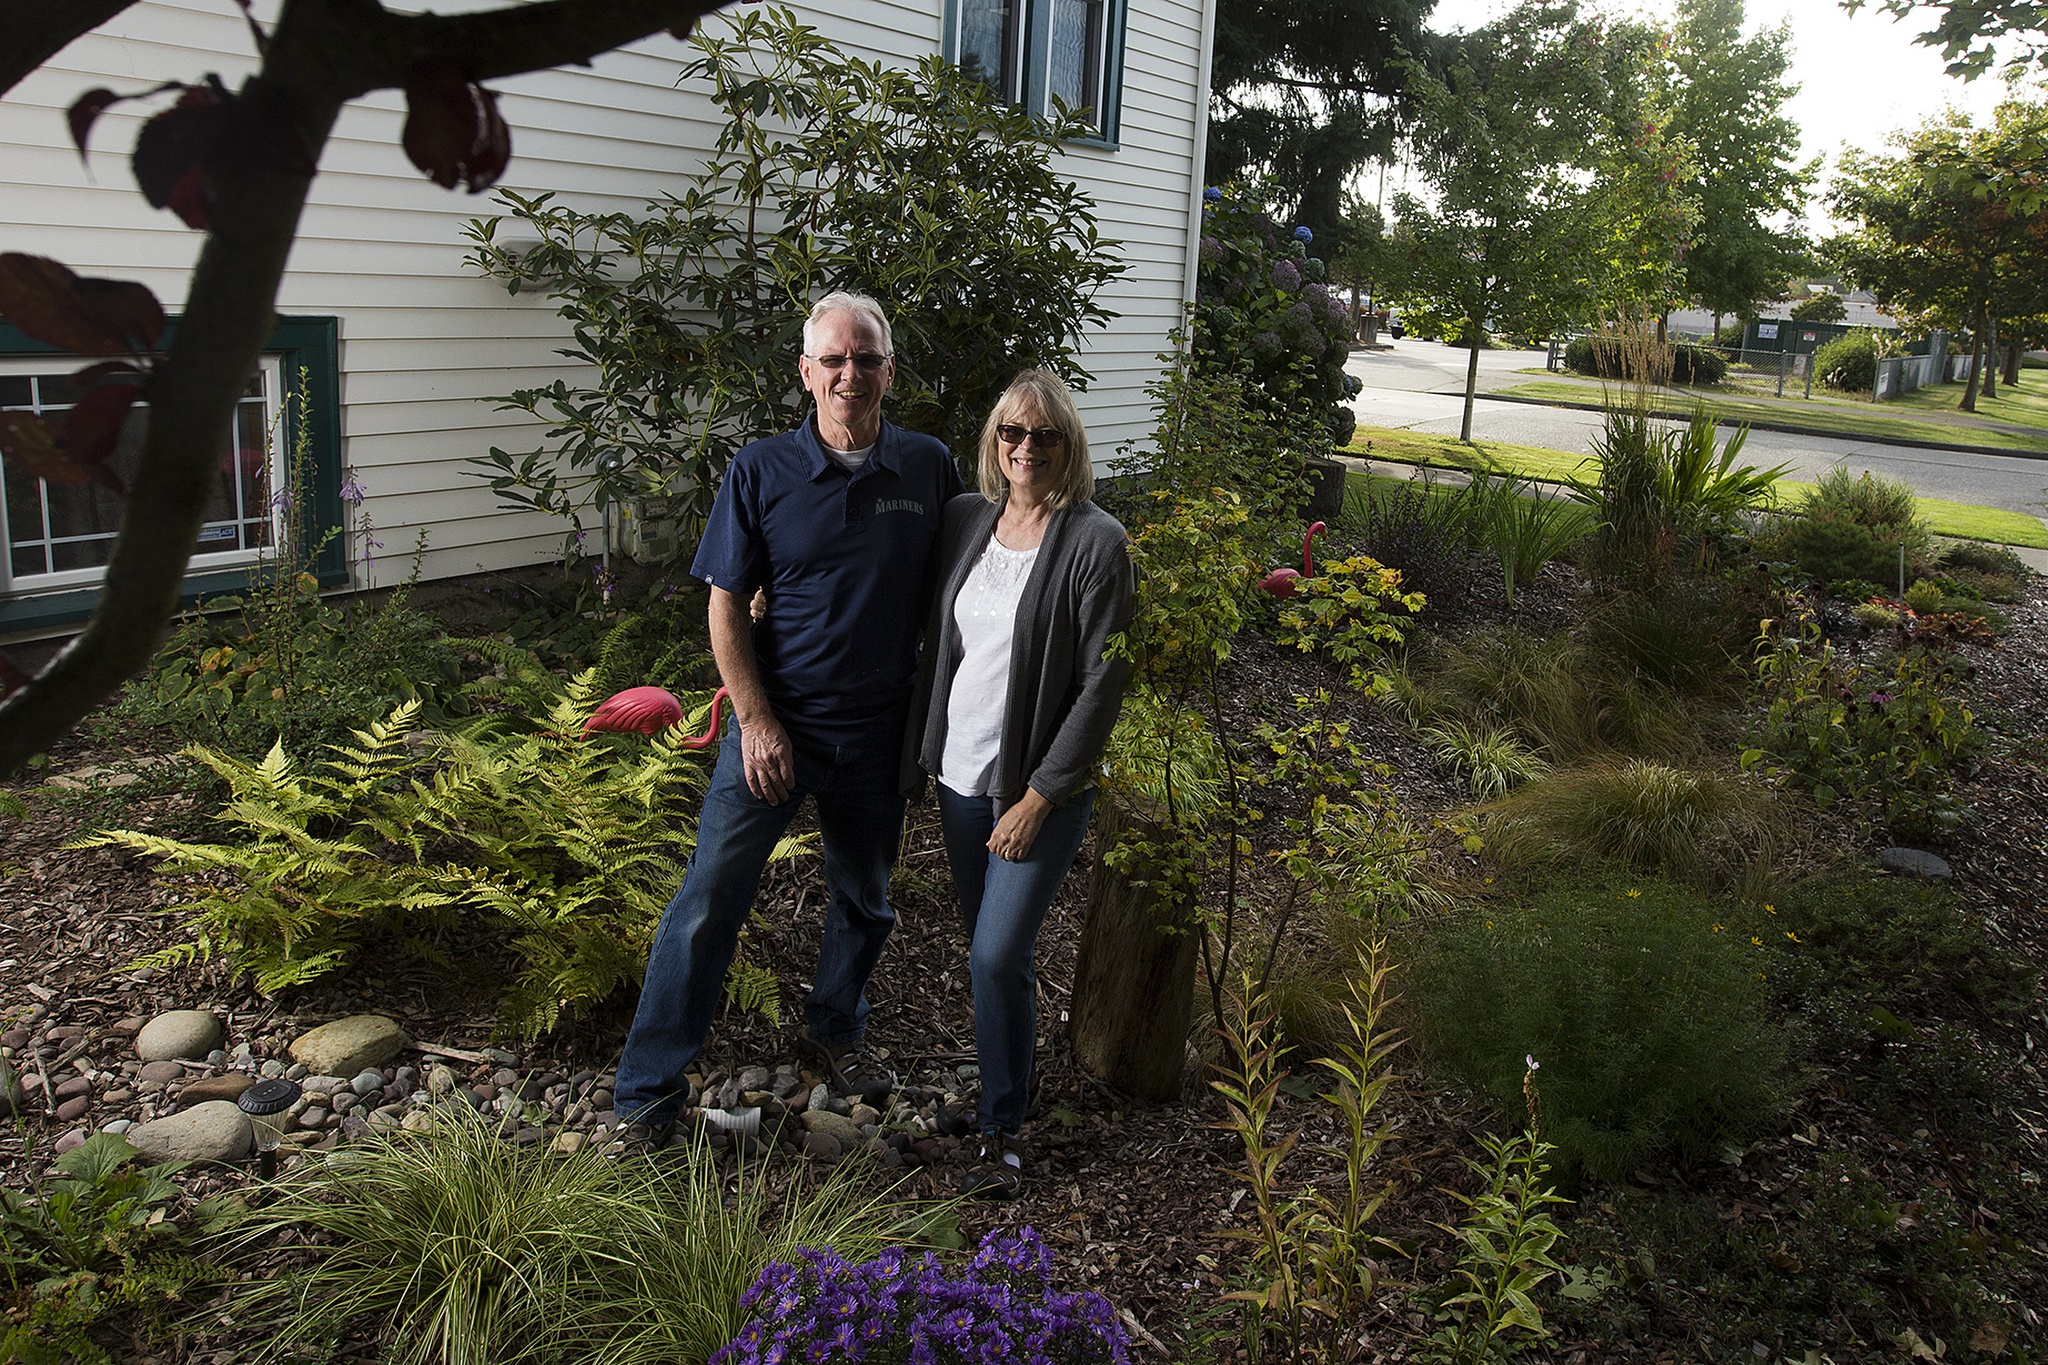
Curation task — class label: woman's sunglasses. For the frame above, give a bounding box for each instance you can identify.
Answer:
[995,424,1067,449]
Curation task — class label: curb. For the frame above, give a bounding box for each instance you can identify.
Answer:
[1457,390,2048,464]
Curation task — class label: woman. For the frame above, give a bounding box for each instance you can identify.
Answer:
[903,369,1134,1199]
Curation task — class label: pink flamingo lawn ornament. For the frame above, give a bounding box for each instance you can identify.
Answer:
[1257,521,1327,600]
[583,685,729,749]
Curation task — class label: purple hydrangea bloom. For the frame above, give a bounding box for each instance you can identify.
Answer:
[1288,300,1314,328]
[1270,259,1301,292]
[1198,236,1224,266]
[1251,330,1284,358]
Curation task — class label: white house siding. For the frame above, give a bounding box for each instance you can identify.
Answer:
[1,0,1212,595]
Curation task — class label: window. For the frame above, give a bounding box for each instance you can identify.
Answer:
[947,0,1125,144]
[0,316,341,635]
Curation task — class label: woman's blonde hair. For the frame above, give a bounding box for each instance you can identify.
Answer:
[975,368,1094,509]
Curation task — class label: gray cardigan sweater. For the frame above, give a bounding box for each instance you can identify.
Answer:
[902,493,1134,813]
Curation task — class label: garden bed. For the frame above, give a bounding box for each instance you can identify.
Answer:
[4,548,2046,1363]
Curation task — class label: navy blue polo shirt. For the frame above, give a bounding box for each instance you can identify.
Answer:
[693,414,964,747]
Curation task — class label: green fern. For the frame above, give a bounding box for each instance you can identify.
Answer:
[78,673,798,1037]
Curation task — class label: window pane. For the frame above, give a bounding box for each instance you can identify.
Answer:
[1048,0,1105,117]
[0,376,30,406]
[958,0,1019,102]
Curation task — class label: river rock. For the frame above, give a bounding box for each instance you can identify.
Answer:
[179,1073,256,1108]
[799,1109,868,1149]
[137,1060,186,1086]
[290,1016,408,1077]
[135,1010,223,1063]
[801,1131,843,1162]
[1880,847,1951,880]
[128,1101,252,1164]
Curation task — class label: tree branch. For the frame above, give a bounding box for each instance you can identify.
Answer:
[3,0,143,100]
[0,0,729,774]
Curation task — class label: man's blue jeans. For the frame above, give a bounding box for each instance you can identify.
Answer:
[613,723,906,1127]
[935,784,1096,1134]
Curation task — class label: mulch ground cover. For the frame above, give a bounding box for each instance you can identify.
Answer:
[4,551,2046,1363]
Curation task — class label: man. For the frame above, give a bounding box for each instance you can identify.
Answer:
[610,292,964,1151]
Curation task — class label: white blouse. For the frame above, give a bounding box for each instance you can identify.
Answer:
[938,532,1040,797]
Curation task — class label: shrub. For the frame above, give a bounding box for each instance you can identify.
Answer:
[470,7,1124,543]
[1671,343,1726,385]
[1813,330,1890,393]
[1273,554,1424,692]
[1195,186,1360,449]
[2,1134,211,1364]
[1457,475,1592,605]
[1903,578,1945,615]
[1562,337,1724,386]
[1407,877,1790,1182]
[1476,760,1785,891]
[1746,626,1983,841]
[1573,407,1788,585]
[1808,463,1922,539]
[1420,720,1550,800]
[211,1116,926,1365]
[1339,476,1475,615]
[85,678,788,1036]
[1580,571,1762,694]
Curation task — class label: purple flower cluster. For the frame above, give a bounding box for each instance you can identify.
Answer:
[1269,259,1301,292]
[713,1229,1129,1365]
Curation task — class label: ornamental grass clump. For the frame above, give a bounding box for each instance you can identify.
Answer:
[713,1228,1129,1365]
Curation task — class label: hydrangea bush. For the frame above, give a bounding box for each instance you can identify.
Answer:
[1194,184,1361,448]
[713,1229,1130,1365]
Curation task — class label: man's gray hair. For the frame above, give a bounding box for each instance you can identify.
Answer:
[804,292,894,356]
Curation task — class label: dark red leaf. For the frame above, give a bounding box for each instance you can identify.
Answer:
[74,279,166,352]
[69,89,123,161]
[668,19,697,39]
[134,88,226,230]
[0,411,89,485]
[0,255,164,355]
[402,57,512,194]
[0,652,30,700]
[61,383,140,476]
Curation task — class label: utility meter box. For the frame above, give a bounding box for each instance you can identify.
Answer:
[619,497,683,565]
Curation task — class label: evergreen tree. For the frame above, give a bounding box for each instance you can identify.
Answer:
[1206,0,1436,252]
[1661,0,1814,323]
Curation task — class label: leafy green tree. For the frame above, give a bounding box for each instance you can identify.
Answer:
[1842,0,2048,77]
[0,0,726,776]
[1828,96,2048,410]
[1206,0,1436,249]
[1585,35,1701,322]
[1790,290,1847,323]
[1661,0,1814,327]
[468,8,1123,545]
[1388,0,1623,440]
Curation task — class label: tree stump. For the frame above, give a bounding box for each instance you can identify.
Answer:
[1067,804,1199,1101]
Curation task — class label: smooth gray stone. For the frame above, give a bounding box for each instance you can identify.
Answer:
[135,1011,223,1063]
[1880,847,1951,879]
[128,1101,252,1164]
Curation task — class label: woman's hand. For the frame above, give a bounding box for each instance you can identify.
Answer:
[988,788,1054,861]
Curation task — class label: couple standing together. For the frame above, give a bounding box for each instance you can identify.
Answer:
[610,291,1134,1198]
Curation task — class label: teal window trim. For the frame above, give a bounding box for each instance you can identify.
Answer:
[944,0,1124,148]
[0,314,343,635]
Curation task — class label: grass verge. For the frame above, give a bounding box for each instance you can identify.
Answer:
[1494,379,2048,453]
[1343,427,2048,549]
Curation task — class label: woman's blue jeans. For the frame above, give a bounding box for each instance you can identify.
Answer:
[935,783,1095,1134]
[613,723,906,1128]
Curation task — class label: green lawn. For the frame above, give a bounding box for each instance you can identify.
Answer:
[1887,374,2048,431]
[1494,379,2048,454]
[1343,425,2048,549]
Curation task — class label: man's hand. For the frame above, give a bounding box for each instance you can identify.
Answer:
[708,585,794,805]
[988,788,1054,861]
[740,713,796,805]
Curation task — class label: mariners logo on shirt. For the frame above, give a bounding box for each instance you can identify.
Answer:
[873,498,926,515]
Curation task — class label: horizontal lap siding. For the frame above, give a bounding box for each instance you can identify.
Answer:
[1,0,1208,591]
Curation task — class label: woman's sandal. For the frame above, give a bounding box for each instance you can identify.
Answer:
[961,1131,1025,1199]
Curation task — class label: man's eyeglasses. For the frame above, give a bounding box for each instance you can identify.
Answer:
[807,352,892,371]
[996,424,1067,450]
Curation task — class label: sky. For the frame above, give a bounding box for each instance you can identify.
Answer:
[1421,0,2028,224]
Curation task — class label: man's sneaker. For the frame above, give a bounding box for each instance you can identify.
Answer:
[604,1118,674,1160]
[960,1131,1025,1199]
[796,1026,896,1105]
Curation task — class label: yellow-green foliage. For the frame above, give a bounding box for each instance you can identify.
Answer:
[1477,760,1785,892]
[82,675,803,1036]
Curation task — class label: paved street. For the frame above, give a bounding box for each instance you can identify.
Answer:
[1346,339,2048,518]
